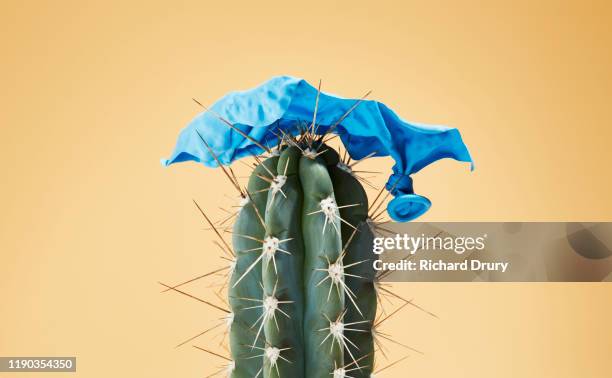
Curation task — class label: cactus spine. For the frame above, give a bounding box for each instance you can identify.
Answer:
[228,142,377,378]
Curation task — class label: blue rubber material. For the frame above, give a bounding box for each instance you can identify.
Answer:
[163,76,473,221]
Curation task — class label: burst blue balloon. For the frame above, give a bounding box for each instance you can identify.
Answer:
[163,76,473,221]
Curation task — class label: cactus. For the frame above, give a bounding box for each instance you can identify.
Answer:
[162,76,473,378]
[224,139,378,378]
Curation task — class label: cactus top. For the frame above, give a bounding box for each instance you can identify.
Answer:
[162,76,473,221]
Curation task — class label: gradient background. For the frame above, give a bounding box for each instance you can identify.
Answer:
[1,1,611,377]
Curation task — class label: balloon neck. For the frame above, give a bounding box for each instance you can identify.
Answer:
[385,173,431,222]
[385,173,413,195]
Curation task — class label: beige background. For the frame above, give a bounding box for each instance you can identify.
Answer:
[1,0,611,377]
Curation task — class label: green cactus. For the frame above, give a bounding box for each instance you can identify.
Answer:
[163,77,471,378]
[226,139,377,378]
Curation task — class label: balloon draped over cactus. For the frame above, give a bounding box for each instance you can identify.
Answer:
[161,76,472,378]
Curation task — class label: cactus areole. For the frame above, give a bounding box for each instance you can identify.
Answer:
[163,76,473,377]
